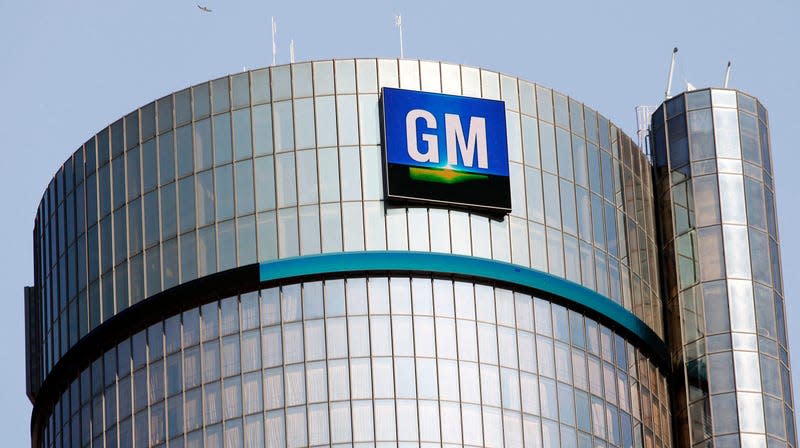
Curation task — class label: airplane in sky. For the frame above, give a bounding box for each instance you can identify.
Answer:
[197,5,212,12]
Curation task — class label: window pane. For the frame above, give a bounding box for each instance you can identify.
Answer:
[213,113,232,165]
[234,160,254,215]
[193,83,210,118]
[232,108,252,160]
[254,156,276,211]
[315,97,337,147]
[293,99,315,150]
[231,72,250,108]
[337,96,358,146]
[714,108,741,158]
[273,101,294,152]
[313,61,334,95]
[193,119,212,171]
[212,77,230,114]
[252,105,273,156]
[296,150,318,205]
[196,170,214,226]
[176,125,193,177]
[215,164,234,220]
[276,153,297,207]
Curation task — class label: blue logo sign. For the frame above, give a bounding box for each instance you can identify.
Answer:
[383,87,509,176]
[382,87,511,214]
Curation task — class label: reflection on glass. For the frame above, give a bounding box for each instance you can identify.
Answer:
[252,105,273,156]
[335,60,356,94]
[688,109,715,160]
[232,108,252,160]
[195,170,214,227]
[357,59,378,93]
[291,63,313,98]
[313,61,334,95]
[193,83,210,119]
[291,99,315,150]
[215,165,234,221]
[193,119,212,171]
[214,114,231,165]
[271,66,291,101]
[336,96,358,146]
[713,108,741,159]
[231,72,249,109]
[273,101,294,153]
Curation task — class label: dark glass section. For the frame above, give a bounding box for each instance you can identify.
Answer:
[386,164,511,214]
[97,128,110,167]
[141,103,156,142]
[124,112,138,151]
[157,95,173,133]
[667,114,689,168]
[666,95,685,118]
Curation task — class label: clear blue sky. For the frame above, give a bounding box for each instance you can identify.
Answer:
[1,1,798,445]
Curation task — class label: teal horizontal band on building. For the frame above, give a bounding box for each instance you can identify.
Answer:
[259,251,667,367]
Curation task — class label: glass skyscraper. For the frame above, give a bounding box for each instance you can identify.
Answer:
[24,58,793,447]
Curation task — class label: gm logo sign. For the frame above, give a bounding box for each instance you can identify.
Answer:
[382,87,511,214]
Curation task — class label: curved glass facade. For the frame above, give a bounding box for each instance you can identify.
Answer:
[652,89,795,447]
[38,278,670,448]
[23,57,714,447]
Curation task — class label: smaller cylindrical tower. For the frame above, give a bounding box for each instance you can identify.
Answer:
[652,88,795,447]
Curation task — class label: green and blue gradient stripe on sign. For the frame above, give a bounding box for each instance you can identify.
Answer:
[258,251,667,368]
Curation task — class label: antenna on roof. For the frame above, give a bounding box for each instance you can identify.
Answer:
[723,61,732,88]
[290,39,296,63]
[665,47,678,99]
[271,17,277,65]
[395,14,404,58]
